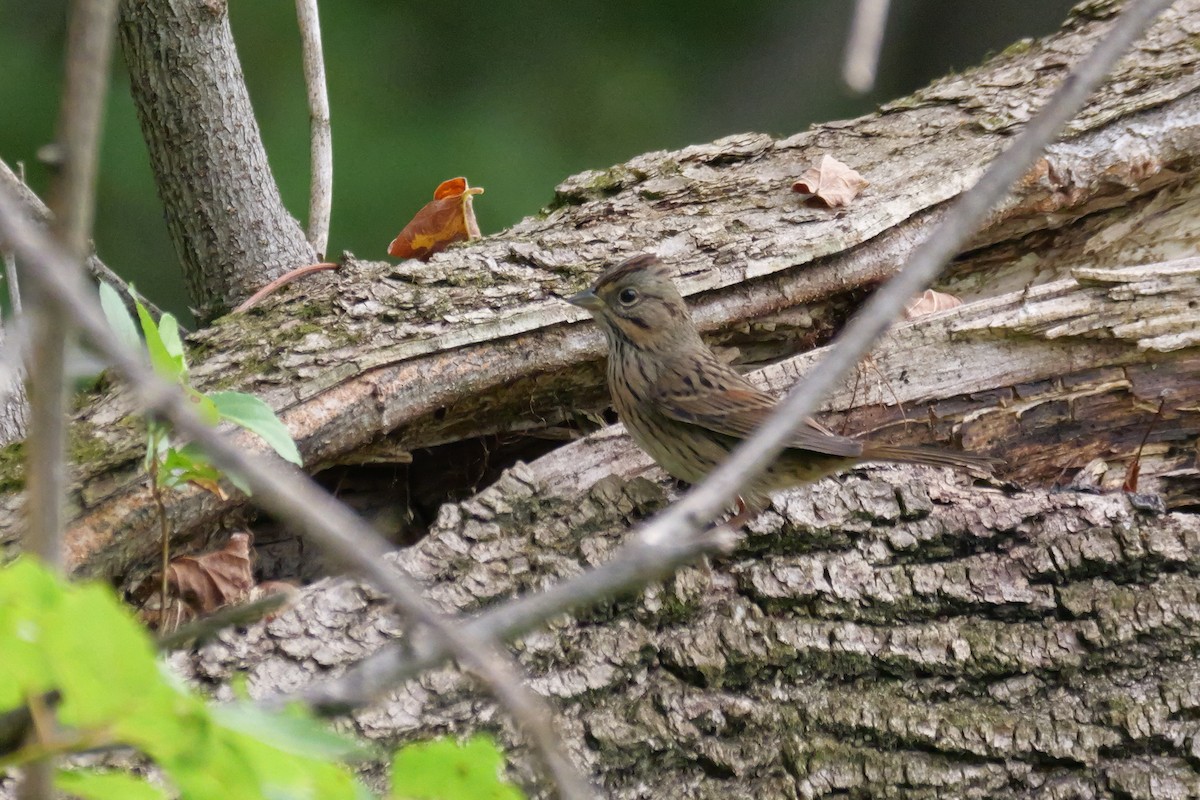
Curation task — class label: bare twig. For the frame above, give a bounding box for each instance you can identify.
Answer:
[24,0,118,565]
[4,162,25,317]
[843,0,891,93]
[637,0,1173,546]
[287,0,1174,716]
[0,197,593,800]
[0,157,165,321]
[156,592,291,651]
[231,261,338,313]
[1,254,14,319]
[148,455,172,630]
[16,1,118,796]
[295,0,333,258]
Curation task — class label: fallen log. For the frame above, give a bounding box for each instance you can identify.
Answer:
[2,1,1199,587]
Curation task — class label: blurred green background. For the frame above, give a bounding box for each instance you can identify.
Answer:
[1,1,1074,322]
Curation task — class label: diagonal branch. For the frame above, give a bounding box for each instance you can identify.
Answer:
[0,191,593,800]
[285,0,1176,717]
[0,157,164,321]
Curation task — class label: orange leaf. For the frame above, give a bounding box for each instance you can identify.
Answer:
[388,177,485,261]
[792,155,869,208]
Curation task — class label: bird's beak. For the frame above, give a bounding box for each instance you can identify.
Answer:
[566,288,602,311]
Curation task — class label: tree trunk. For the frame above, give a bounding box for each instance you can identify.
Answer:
[118,0,315,318]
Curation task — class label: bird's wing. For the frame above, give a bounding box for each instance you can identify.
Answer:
[653,384,864,459]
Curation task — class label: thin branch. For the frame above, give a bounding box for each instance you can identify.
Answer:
[636,0,1173,548]
[156,592,291,651]
[16,2,118,797]
[231,261,338,313]
[24,0,119,565]
[1,252,15,317]
[285,0,1175,716]
[295,0,332,258]
[843,0,891,93]
[0,157,165,321]
[2,162,20,316]
[0,196,593,800]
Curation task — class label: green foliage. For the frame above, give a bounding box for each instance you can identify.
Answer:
[55,769,167,800]
[0,559,364,798]
[97,283,141,354]
[0,560,526,800]
[209,392,303,466]
[391,736,524,800]
[98,282,302,494]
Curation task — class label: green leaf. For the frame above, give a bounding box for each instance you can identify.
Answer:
[134,298,185,382]
[97,283,141,354]
[157,312,185,363]
[48,582,167,729]
[390,736,524,800]
[0,559,64,710]
[159,445,224,494]
[55,769,167,800]
[210,391,302,466]
[185,387,221,426]
[0,562,373,800]
[212,703,369,761]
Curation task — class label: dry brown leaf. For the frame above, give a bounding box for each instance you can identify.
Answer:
[792,155,869,208]
[387,177,484,261]
[904,289,963,319]
[136,532,255,629]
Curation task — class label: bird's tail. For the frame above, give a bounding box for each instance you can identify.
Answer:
[860,444,1002,476]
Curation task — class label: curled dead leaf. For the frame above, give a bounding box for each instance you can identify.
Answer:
[135,532,255,630]
[904,289,963,319]
[792,155,869,208]
[388,177,485,261]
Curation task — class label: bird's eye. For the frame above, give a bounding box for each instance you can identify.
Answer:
[617,287,640,306]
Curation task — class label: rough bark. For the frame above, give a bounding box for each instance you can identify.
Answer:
[181,430,1200,799]
[5,1,1198,581]
[117,0,315,317]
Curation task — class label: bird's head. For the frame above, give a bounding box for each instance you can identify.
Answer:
[566,254,701,354]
